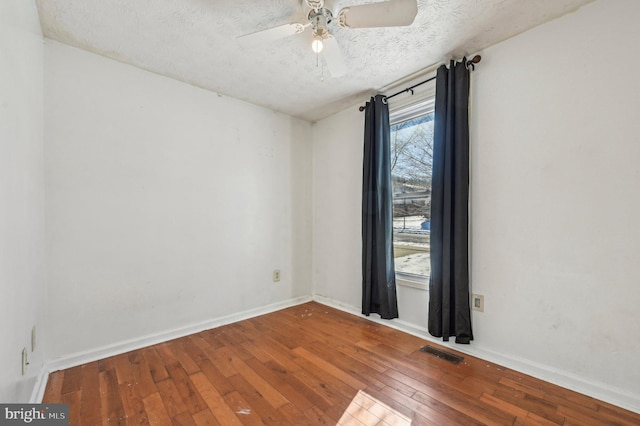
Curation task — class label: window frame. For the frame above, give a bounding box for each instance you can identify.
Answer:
[389,97,436,291]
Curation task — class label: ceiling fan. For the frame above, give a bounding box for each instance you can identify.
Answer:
[238,0,418,77]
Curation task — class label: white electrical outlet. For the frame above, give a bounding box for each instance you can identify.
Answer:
[273,269,281,282]
[22,348,29,375]
[472,294,484,312]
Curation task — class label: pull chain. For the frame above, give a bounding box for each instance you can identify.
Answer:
[316,50,324,82]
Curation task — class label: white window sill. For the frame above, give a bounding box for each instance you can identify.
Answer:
[396,273,429,291]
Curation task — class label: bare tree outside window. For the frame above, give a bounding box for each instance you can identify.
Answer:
[391,112,434,278]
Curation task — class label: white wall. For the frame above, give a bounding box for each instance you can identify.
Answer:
[313,0,640,411]
[470,0,640,406]
[313,108,363,307]
[0,1,46,402]
[44,41,313,363]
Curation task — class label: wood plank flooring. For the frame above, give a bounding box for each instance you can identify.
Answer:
[42,302,640,425]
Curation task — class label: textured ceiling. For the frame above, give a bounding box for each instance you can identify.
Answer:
[36,0,593,122]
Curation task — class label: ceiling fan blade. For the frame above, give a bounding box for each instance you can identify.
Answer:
[322,36,347,77]
[338,0,418,29]
[238,22,307,44]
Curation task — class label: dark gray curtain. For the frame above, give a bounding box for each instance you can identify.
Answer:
[362,95,398,320]
[428,59,473,343]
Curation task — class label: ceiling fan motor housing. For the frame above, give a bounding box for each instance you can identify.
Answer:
[308,8,333,39]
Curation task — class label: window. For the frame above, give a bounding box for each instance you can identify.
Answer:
[390,98,434,283]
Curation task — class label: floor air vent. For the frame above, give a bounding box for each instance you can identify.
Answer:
[420,345,464,365]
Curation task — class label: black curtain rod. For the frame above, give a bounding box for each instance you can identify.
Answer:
[359,55,481,112]
[384,75,436,102]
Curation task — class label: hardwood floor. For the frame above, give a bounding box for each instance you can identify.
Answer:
[43,302,640,425]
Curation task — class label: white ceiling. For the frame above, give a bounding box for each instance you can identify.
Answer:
[36,0,593,122]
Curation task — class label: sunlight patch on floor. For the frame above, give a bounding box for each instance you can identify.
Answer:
[337,390,412,426]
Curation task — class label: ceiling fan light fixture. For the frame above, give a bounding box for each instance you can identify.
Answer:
[312,38,324,53]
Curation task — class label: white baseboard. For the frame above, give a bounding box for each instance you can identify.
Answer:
[29,366,49,403]
[46,296,312,374]
[312,293,640,415]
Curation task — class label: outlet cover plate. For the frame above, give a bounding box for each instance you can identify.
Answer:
[472,294,484,312]
[22,348,28,375]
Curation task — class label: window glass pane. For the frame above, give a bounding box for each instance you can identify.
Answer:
[390,111,433,278]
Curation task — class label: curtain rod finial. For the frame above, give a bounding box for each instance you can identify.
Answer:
[466,55,481,70]
[359,105,366,112]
